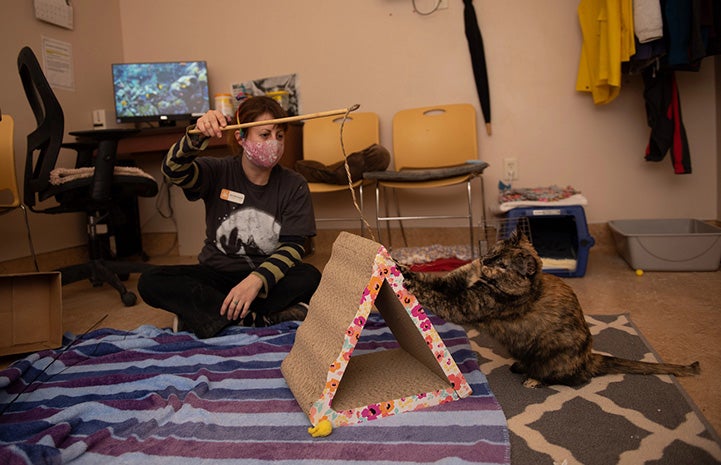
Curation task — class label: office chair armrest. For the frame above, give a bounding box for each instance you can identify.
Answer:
[69,129,140,202]
[363,161,489,182]
[62,141,98,168]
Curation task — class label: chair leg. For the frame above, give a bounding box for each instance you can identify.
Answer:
[478,175,487,235]
[391,189,409,248]
[358,183,365,237]
[374,181,383,246]
[19,204,39,272]
[478,175,487,258]
[374,184,406,252]
[90,259,134,305]
[382,185,393,251]
[466,179,475,259]
[56,211,150,306]
[59,259,150,307]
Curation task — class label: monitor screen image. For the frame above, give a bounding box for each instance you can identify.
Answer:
[111,60,210,125]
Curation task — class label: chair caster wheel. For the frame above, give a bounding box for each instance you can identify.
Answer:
[121,291,137,307]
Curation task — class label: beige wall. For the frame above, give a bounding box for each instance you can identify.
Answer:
[121,0,719,231]
[1,0,719,261]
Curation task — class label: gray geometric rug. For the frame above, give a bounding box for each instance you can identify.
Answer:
[468,314,721,465]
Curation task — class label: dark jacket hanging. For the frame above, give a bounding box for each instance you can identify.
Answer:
[642,67,691,174]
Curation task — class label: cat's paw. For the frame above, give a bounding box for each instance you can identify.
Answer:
[402,276,418,293]
[395,262,417,286]
[522,377,544,389]
[394,261,411,275]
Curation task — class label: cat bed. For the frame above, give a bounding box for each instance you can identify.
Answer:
[392,244,473,272]
[281,231,472,431]
[406,257,470,272]
[294,143,390,184]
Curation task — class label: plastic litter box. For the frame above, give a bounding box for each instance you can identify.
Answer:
[608,219,721,271]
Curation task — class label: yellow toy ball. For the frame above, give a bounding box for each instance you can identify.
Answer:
[635,269,644,276]
[308,419,333,437]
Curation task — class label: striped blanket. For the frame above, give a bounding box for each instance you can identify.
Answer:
[0,314,509,464]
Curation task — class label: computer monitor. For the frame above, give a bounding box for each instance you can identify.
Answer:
[111,60,210,126]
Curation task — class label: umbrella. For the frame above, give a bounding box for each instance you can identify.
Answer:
[463,0,492,135]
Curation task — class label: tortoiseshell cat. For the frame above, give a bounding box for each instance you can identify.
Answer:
[399,229,700,387]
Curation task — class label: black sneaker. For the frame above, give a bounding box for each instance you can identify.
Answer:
[238,312,256,327]
[262,302,309,326]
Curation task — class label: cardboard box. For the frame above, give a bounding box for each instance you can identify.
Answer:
[0,272,62,356]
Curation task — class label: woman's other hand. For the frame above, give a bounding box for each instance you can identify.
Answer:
[220,274,264,321]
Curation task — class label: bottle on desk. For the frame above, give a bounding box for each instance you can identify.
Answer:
[214,93,234,119]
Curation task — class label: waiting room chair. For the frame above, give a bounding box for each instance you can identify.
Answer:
[17,46,158,306]
[363,103,488,257]
[0,112,39,271]
[301,112,381,235]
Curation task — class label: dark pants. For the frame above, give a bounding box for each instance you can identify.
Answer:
[137,262,321,338]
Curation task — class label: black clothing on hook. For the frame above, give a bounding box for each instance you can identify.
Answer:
[642,67,691,174]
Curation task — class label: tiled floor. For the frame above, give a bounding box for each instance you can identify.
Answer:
[1,225,719,436]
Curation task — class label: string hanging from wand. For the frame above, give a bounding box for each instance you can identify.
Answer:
[338,107,377,242]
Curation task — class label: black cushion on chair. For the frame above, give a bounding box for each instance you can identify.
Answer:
[295,143,391,184]
[363,161,489,182]
[42,173,158,213]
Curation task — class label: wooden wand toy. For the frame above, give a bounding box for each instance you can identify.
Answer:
[188,104,361,134]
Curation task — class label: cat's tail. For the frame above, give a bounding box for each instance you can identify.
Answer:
[591,354,700,377]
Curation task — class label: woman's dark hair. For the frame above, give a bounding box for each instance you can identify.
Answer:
[227,95,288,152]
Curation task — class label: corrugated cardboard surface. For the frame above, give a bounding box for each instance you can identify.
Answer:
[282,232,380,414]
[0,272,62,356]
[282,231,453,416]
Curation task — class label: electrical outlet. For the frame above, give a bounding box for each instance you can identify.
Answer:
[438,0,449,9]
[503,158,519,181]
[92,109,106,129]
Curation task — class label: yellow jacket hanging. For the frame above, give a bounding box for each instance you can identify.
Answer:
[576,0,636,105]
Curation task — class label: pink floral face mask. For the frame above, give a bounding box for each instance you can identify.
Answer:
[241,139,284,168]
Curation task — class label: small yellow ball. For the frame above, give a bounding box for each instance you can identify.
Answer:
[308,419,333,438]
[635,269,644,276]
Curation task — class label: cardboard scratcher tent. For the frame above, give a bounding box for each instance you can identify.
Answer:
[281,231,473,429]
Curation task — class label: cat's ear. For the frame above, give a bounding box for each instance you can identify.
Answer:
[514,225,529,242]
[509,224,528,243]
[508,226,521,243]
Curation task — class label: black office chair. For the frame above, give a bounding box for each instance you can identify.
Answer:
[17,46,158,306]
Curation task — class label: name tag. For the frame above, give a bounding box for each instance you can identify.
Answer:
[220,189,245,205]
